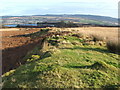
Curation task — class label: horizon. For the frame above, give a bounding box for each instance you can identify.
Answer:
[1,0,119,18]
[1,14,118,19]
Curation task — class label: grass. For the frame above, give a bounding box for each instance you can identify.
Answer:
[2,28,120,88]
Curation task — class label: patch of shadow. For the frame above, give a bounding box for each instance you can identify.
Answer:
[26,49,53,63]
[90,61,110,70]
[66,65,91,69]
[41,51,52,59]
[102,84,120,90]
[64,61,115,71]
[61,46,110,54]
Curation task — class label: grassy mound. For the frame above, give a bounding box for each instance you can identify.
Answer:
[2,31,120,88]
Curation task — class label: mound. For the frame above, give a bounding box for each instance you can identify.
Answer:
[90,61,117,71]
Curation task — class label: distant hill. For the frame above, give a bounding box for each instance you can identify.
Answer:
[2,14,118,26]
[33,14,117,23]
[70,14,117,23]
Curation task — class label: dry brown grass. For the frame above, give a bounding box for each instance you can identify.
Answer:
[106,37,120,54]
[52,27,119,54]
[52,27,118,41]
[70,27,118,41]
[73,27,119,54]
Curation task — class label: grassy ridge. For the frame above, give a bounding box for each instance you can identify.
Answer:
[2,29,120,88]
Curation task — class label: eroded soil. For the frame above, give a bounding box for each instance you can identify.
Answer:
[1,28,43,74]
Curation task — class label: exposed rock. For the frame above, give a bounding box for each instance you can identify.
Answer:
[84,41,95,45]
[72,41,82,45]
[62,40,71,44]
[95,41,106,46]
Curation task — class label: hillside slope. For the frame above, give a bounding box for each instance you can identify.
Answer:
[2,28,120,88]
[2,14,118,26]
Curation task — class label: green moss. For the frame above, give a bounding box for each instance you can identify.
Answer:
[64,36,84,43]
[27,55,40,62]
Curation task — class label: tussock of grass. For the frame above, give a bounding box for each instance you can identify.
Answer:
[90,34,106,42]
[106,40,120,54]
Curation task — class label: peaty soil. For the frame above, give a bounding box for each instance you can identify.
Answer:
[1,28,43,74]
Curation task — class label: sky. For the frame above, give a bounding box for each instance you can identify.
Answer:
[0,0,119,18]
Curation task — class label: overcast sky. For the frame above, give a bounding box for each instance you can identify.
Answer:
[0,0,119,18]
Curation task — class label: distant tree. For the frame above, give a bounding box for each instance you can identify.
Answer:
[16,24,20,27]
[66,21,78,27]
[37,22,41,25]
[58,20,66,27]
[67,21,74,27]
